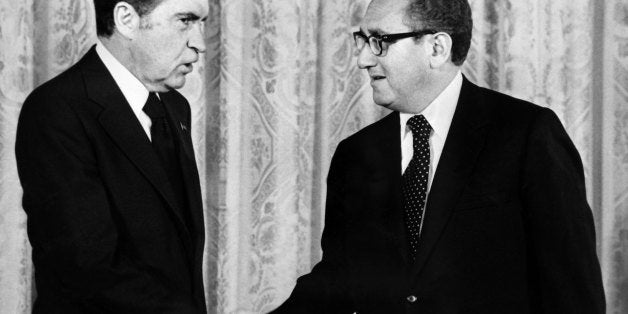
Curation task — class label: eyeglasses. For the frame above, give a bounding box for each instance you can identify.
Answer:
[353,30,437,57]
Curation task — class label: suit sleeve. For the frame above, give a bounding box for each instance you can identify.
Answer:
[520,108,605,313]
[15,91,199,313]
[271,141,354,314]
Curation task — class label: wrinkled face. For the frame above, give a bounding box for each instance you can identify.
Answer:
[358,0,432,113]
[130,0,208,91]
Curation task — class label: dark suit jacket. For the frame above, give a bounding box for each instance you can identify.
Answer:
[273,77,605,313]
[15,47,206,313]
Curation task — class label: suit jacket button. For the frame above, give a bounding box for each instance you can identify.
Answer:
[406,295,418,303]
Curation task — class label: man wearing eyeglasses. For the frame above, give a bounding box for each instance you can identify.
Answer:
[273,0,605,313]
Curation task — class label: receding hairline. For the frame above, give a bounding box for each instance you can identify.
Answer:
[361,0,414,34]
[399,0,427,30]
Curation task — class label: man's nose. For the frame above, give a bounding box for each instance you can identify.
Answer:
[188,23,206,54]
[356,44,377,69]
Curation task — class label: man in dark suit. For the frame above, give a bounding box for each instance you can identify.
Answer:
[15,0,209,312]
[273,0,605,313]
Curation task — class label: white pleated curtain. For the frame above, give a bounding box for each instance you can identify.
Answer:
[0,0,626,313]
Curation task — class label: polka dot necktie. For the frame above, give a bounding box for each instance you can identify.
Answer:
[401,114,432,260]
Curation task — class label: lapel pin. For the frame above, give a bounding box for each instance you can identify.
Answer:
[180,122,188,132]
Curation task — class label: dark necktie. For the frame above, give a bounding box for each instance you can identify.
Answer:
[401,114,432,260]
[143,93,188,224]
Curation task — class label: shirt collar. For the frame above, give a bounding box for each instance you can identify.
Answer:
[95,40,150,112]
[400,70,462,138]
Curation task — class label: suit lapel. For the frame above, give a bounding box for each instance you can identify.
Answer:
[410,77,491,277]
[160,93,205,300]
[368,112,411,264]
[79,47,193,250]
[160,92,204,240]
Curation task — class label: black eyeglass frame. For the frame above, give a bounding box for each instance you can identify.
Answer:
[353,29,438,56]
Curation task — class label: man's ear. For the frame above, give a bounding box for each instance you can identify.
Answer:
[428,32,453,69]
[112,2,141,39]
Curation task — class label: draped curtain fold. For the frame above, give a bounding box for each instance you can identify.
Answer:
[0,0,627,313]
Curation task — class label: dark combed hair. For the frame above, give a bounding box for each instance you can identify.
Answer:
[95,0,162,37]
[403,0,472,66]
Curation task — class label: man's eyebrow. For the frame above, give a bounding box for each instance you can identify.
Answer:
[359,27,383,36]
[175,12,201,21]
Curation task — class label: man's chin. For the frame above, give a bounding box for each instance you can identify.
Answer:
[374,100,408,113]
[372,90,396,105]
[165,77,187,90]
[372,96,394,109]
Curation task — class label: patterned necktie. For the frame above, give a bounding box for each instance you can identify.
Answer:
[401,114,432,260]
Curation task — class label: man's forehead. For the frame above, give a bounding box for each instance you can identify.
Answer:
[360,0,410,34]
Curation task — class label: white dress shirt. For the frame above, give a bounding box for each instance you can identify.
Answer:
[400,71,463,195]
[96,41,153,141]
